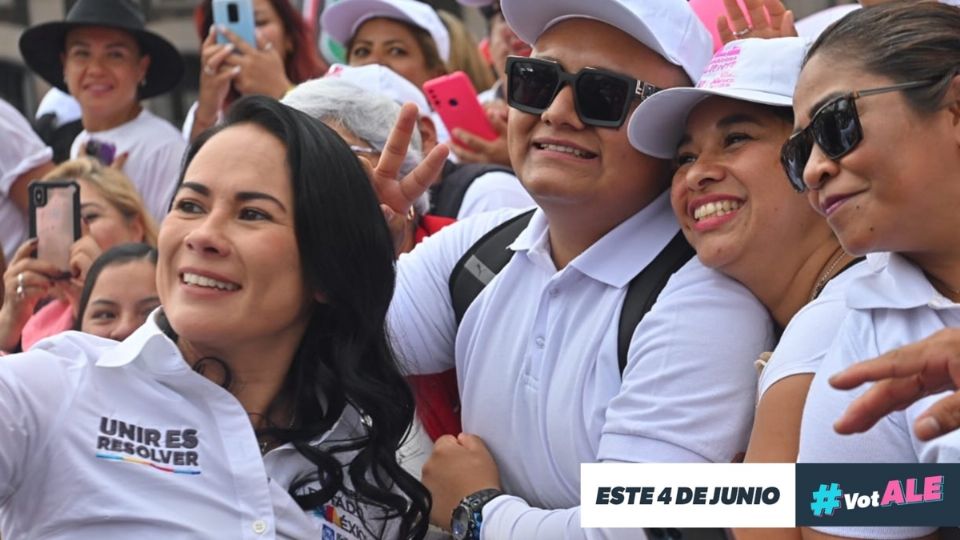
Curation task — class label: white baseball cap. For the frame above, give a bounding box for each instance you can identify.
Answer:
[324,63,432,115]
[501,0,713,83]
[628,37,808,159]
[321,0,450,62]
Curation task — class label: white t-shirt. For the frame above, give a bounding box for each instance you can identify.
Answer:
[0,312,405,540]
[389,194,775,539]
[757,261,869,399]
[0,99,53,261]
[71,108,186,225]
[798,253,960,539]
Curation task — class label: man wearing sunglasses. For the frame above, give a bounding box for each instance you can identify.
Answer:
[387,1,775,538]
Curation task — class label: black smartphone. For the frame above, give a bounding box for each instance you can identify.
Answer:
[29,181,81,278]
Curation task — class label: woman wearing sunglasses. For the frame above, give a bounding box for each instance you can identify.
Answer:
[788,3,960,539]
[629,36,865,540]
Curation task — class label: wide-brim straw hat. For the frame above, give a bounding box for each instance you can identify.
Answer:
[19,0,184,100]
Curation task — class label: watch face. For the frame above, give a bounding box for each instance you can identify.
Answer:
[451,505,470,540]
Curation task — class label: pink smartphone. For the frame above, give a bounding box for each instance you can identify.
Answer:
[29,181,80,278]
[423,71,498,147]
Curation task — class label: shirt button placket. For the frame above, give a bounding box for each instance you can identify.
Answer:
[252,519,268,535]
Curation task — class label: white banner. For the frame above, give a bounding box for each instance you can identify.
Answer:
[580,463,796,528]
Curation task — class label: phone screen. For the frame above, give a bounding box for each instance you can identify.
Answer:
[30,182,80,276]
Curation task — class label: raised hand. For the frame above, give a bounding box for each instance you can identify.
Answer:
[717,0,796,44]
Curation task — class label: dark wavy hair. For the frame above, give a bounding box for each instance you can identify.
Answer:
[195,0,328,105]
[806,1,960,114]
[177,95,429,539]
[74,243,158,331]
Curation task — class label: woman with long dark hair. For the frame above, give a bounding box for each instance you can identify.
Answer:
[0,96,430,539]
[185,0,328,142]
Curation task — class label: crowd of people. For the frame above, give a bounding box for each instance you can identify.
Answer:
[1,0,959,539]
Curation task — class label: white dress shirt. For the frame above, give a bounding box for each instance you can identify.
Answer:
[0,312,403,539]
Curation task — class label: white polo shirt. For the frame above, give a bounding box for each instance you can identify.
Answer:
[798,253,960,539]
[0,313,402,540]
[389,193,775,539]
[758,261,869,400]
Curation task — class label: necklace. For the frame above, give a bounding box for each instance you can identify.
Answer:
[810,249,847,302]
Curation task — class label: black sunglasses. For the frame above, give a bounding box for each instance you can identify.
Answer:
[780,79,936,192]
[505,56,662,128]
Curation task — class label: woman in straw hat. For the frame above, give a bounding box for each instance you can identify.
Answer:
[19,0,187,225]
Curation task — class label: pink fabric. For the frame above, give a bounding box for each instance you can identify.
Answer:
[20,299,74,351]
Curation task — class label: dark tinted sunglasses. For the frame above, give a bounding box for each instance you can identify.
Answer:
[780,79,935,192]
[505,56,661,128]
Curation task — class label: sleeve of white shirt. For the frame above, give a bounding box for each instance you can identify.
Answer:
[0,342,85,504]
[0,100,52,197]
[757,291,850,400]
[482,496,649,540]
[456,171,535,220]
[479,260,773,540]
[388,208,528,375]
[600,258,773,464]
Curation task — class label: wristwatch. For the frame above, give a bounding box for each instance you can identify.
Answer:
[450,488,503,540]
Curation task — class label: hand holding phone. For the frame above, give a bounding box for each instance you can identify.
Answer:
[213,0,257,48]
[423,72,498,148]
[29,181,81,278]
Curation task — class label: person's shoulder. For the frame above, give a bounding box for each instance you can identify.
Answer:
[0,331,115,398]
[408,206,533,253]
[664,257,764,306]
[13,331,114,368]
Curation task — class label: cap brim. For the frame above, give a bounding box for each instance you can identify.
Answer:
[628,87,793,159]
[322,0,413,47]
[19,22,184,100]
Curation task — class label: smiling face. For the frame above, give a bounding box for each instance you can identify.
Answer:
[81,259,159,341]
[62,26,149,131]
[672,97,827,282]
[506,18,689,230]
[348,18,442,89]
[794,52,960,257]
[157,123,312,354]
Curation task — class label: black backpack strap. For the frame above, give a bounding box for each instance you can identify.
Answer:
[617,231,695,374]
[430,161,515,218]
[449,209,535,324]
